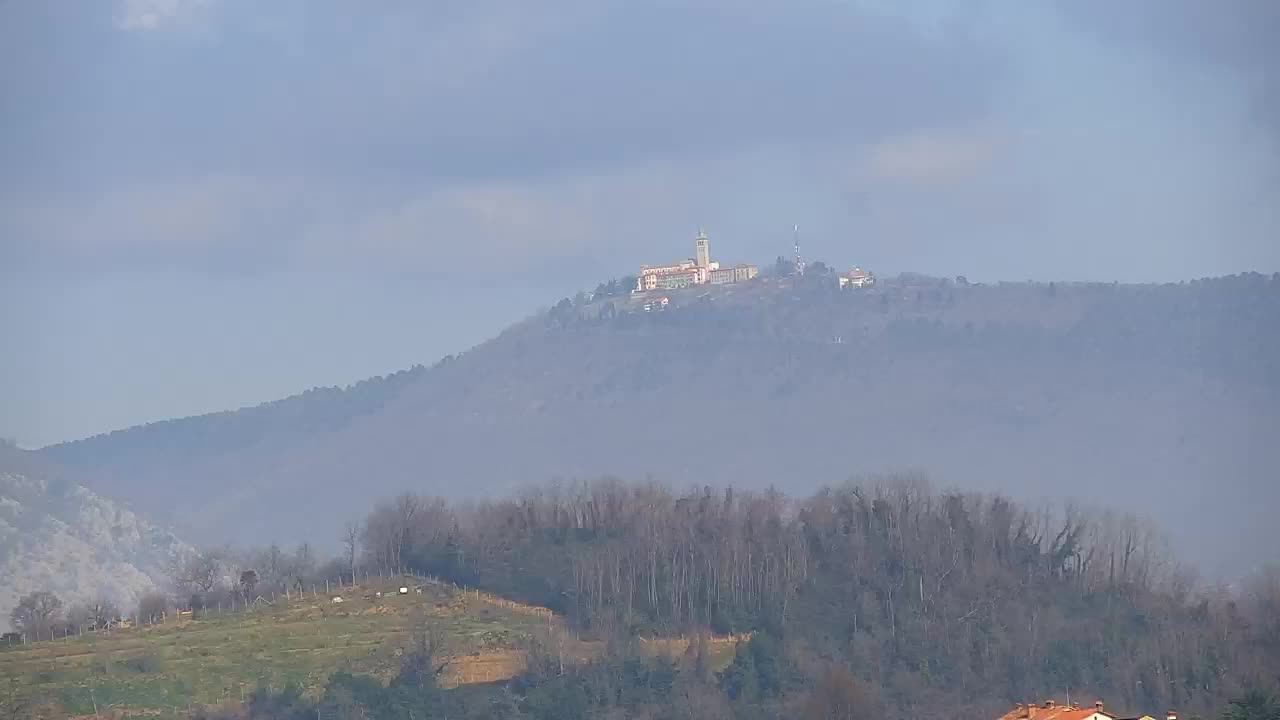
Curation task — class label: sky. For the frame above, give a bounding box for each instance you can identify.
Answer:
[1,0,1277,448]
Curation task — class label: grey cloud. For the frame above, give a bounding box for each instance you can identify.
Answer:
[116,0,214,31]
[1,0,1011,275]
[1,132,890,278]
[1055,0,1280,136]
[1,176,304,271]
[3,1,1275,283]
[3,1,1005,187]
[862,129,1000,186]
[1056,0,1278,71]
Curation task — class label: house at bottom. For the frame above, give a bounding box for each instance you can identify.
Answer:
[998,701,1175,720]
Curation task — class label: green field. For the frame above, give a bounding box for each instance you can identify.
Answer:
[0,577,549,717]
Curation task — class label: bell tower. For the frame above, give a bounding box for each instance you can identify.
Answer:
[695,228,710,268]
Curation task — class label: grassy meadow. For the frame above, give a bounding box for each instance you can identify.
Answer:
[0,577,551,717]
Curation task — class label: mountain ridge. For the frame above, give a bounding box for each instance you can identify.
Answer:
[39,272,1280,576]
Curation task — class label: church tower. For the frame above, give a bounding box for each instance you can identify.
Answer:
[695,228,710,268]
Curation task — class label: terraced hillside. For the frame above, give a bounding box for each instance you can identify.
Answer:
[0,575,741,718]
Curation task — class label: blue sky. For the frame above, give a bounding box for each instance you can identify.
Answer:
[1,0,1277,447]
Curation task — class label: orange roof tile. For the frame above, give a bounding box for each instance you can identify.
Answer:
[998,703,1112,720]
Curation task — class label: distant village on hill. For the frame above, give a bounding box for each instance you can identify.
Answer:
[611,228,877,312]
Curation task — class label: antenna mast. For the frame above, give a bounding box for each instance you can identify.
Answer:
[793,224,805,276]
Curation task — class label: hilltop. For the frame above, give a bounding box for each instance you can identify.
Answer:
[40,271,1280,575]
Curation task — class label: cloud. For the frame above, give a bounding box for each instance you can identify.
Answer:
[2,172,631,276]
[1,0,1013,277]
[116,0,213,31]
[3,1,1001,188]
[1,175,302,271]
[3,0,1276,284]
[323,185,604,273]
[1054,0,1280,137]
[0,138,858,279]
[864,130,998,186]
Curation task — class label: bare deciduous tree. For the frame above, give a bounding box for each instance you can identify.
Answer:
[137,592,168,624]
[801,665,880,720]
[66,598,120,630]
[342,521,360,581]
[9,591,62,638]
[170,548,225,596]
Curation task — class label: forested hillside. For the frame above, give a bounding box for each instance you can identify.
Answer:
[41,272,1280,576]
[373,477,1280,718]
[6,474,1277,719]
[152,478,1280,720]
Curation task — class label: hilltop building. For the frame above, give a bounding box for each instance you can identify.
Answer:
[642,297,670,312]
[839,266,876,289]
[998,701,1113,720]
[997,701,1174,720]
[636,230,758,292]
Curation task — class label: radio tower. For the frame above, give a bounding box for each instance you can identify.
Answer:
[793,224,806,276]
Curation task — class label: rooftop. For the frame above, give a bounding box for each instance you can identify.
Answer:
[999,701,1112,720]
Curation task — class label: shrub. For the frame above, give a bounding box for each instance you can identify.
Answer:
[126,654,165,673]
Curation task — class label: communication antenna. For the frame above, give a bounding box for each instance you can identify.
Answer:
[793,224,805,275]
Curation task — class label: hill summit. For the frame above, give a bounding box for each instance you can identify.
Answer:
[41,271,1280,575]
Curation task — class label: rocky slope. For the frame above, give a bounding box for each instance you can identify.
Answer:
[0,445,188,631]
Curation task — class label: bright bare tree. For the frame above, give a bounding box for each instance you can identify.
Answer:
[170,548,225,597]
[342,520,360,581]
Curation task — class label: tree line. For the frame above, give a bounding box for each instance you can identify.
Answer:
[340,476,1280,718]
[13,475,1277,718]
[157,469,1280,718]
